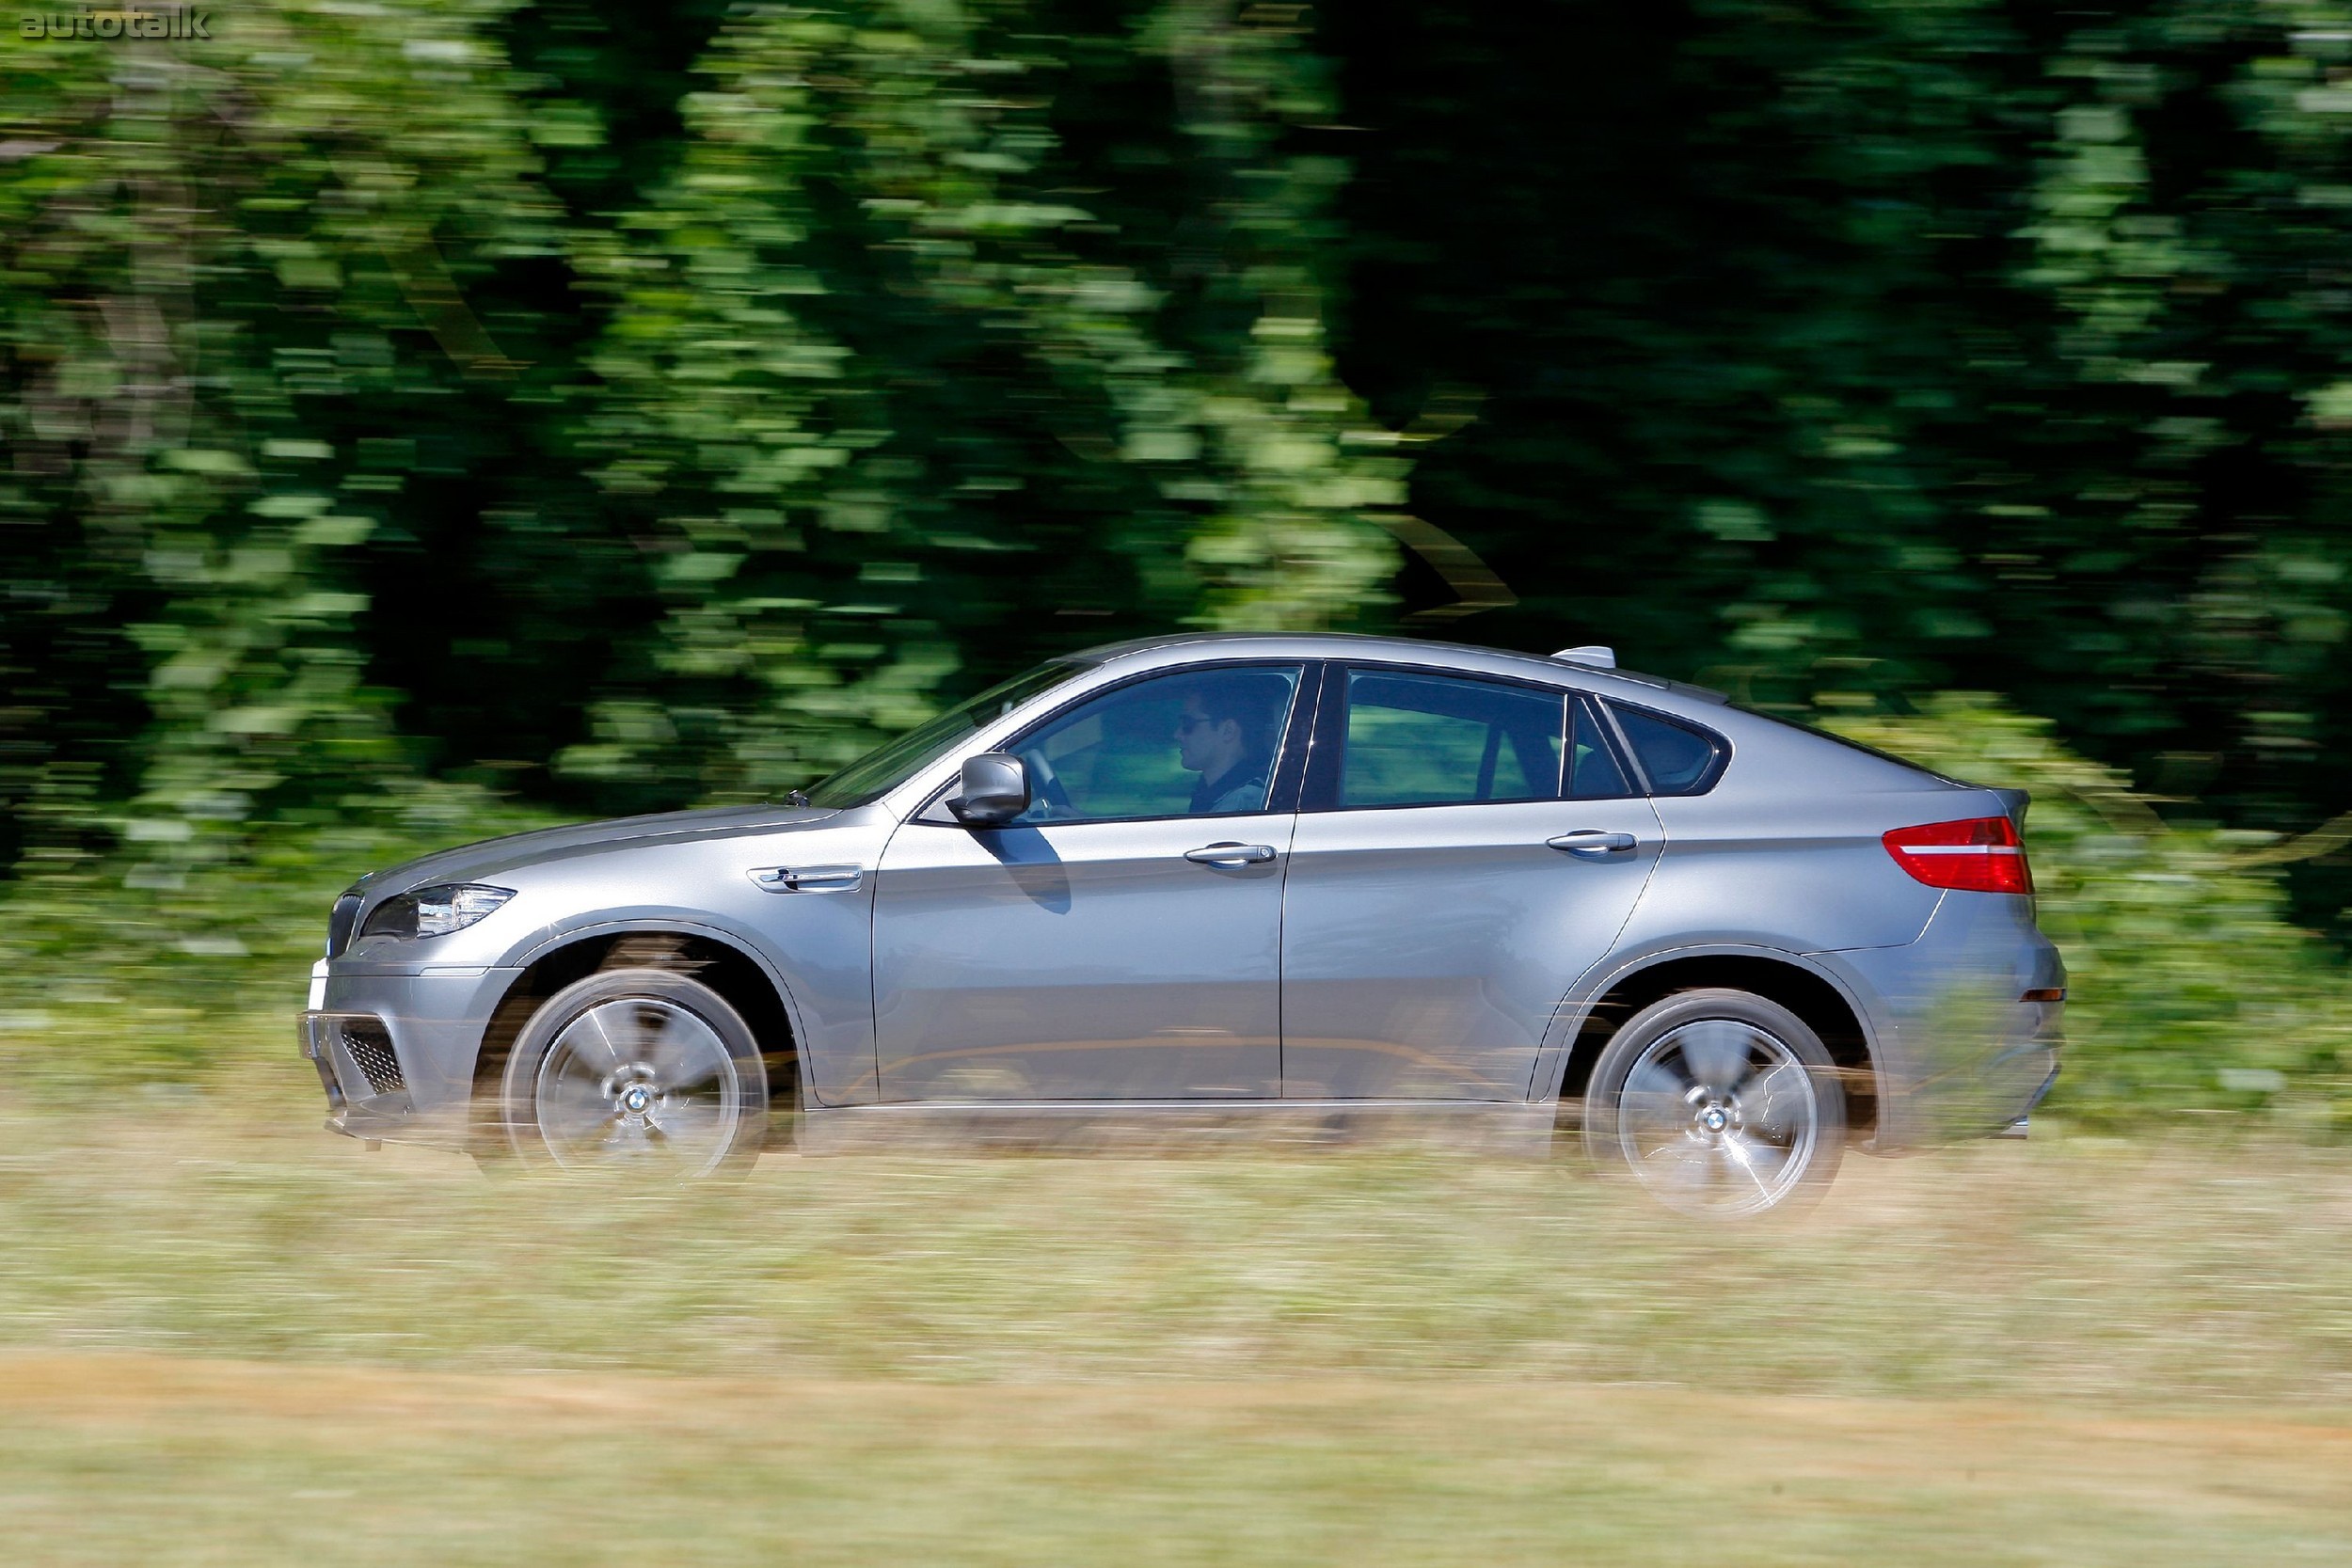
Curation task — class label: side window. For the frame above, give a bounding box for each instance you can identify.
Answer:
[1003,664,1303,824]
[1337,670,1565,809]
[1567,697,1636,800]
[1612,704,1726,795]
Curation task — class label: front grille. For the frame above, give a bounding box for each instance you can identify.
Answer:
[341,1020,405,1095]
[326,892,362,958]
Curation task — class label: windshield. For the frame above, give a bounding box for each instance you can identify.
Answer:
[803,660,1087,809]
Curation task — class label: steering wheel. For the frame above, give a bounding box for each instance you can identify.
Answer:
[1020,748,1074,819]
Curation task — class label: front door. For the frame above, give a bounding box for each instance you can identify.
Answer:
[872,662,1308,1100]
[1279,667,1664,1100]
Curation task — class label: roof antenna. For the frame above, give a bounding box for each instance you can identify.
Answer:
[1551,644,1616,669]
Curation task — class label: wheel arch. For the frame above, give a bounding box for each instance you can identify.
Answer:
[471,922,806,1124]
[1548,948,1882,1143]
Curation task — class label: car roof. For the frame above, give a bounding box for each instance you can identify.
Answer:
[1074,631,1730,707]
[1064,633,1978,798]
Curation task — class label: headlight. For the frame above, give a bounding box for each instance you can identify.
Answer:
[358,883,516,942]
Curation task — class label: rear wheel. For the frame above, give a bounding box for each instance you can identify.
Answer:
[499,968,769,1175]
[1582,989,1845,1217]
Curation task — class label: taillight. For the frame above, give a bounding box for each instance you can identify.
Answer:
[1883,816,2033,895]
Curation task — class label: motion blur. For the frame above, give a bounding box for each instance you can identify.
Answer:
[3,1,2350,1561]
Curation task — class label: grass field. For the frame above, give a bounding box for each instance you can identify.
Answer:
[4,1090,2349,1564]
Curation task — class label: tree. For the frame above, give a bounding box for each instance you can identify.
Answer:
[564,0,1405,803]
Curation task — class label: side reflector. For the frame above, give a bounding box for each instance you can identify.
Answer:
[1883,816,2034,895]
[2021,988,2065,1003]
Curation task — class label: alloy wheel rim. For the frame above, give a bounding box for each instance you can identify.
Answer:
[533,996,740,1175]
[1614,1018,1820,1215]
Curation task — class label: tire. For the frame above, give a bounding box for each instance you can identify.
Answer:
[1581,989,1845,1217]
[497,968,770,1176]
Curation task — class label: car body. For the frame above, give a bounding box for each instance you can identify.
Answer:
[300,632,2062,1212]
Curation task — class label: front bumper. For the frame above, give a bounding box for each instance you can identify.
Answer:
[301,1010,423,1141]
[297,965,519,1149]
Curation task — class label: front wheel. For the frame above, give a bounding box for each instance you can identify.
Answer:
[1582,989,1845,1217]
[500,968,769,1175]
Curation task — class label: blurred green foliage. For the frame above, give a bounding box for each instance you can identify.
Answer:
[566,0,1401,801]
[1332,0,2352,932]
[5,1,2352,1117]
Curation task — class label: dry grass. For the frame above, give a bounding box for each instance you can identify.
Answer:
[7,1354,2349,1567]
[3,1088,2349,1563]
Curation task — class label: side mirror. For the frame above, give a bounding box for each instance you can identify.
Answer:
[948,752,1029,827]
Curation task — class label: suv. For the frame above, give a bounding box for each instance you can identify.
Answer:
[301,633,2062,1215]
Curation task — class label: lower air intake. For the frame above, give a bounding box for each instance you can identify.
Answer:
[341,1020,405,1095]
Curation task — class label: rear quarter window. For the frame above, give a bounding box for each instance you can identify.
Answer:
[1610,704,1728,795]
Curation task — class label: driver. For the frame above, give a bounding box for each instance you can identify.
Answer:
[1175,671,1289,815]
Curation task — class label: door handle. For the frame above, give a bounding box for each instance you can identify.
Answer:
[1184,842,1277,866]
[748,864,864,893]
[1547,830,1637,856]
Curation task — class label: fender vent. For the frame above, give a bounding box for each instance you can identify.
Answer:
[341,1020,405,1095]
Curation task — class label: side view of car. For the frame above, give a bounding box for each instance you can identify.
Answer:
[300,632,2063,1215]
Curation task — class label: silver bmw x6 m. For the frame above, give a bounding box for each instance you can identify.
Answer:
[301,633,2062,1215]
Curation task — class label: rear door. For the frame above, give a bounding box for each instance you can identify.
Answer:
[1279,665,1663,1100]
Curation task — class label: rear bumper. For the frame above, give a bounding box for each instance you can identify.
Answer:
[1827,892,2064,1151]
[1980,1023,2063,1125]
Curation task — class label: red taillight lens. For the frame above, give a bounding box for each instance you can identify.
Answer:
[1883,816,2033,895]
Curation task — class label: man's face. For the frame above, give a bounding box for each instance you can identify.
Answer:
[1176,701,1241,777]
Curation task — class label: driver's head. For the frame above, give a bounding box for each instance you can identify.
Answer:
[1175,670,1289,780]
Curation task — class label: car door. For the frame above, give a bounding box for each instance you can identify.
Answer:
[1279,665,1664,1100]
[870,661,1311,1101]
